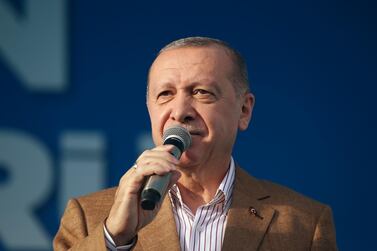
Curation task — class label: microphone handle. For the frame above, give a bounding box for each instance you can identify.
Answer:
[140,145,181,210]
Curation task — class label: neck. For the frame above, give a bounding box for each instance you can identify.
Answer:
[177,157,231,214]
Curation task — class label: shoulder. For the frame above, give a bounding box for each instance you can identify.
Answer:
[260,179,327,214]
[60,187,117,232]
[233,167,337,249]
[74,187,117,211]
[235,167,328,216]
[62,187,117,219]
[55,188,118,249]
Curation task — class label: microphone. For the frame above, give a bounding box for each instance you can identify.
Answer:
[140,126,192,210]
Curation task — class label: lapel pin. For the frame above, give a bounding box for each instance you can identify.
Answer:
[249,206,264,220]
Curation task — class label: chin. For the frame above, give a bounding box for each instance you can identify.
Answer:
[177,151,201,168]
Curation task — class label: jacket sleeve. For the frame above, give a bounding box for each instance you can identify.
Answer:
[53,198,107,251]
[310,206,338,251]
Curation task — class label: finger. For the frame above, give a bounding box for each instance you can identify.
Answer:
[137,149,178,164]
[134,160,177,178]
[152,144,176,151]
[121,161,175,190]
[139,145,175,156]
[118,158,176,195]
[136,156,177,172]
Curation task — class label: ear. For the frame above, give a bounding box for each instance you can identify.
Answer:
[238,92,255,131]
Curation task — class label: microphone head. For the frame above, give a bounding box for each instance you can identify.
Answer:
[163,126,192,151]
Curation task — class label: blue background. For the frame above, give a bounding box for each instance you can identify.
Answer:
[0,0,376,250]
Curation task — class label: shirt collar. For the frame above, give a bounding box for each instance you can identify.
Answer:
[216,156,235,203]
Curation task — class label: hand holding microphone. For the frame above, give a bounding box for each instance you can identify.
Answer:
[141,126,191,210]
[105,126,191,246]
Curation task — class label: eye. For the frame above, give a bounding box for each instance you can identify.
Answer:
[193,89,211,96]
[193,88,216,102]
[156,90,174,104]
[157,90,172,98]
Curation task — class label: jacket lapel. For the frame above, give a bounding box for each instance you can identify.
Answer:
[137,196,181,251]
[137,167,275,251]
[222,167,276,251]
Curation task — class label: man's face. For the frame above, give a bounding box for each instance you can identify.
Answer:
[147,46,254,168]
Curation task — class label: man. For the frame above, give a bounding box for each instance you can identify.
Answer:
[54,37,337,251]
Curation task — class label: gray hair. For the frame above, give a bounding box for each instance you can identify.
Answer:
[147,36,250,96]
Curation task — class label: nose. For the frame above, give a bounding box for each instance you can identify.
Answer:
[170,94,196,123]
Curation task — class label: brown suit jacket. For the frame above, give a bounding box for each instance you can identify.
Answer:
[54,167,337,250]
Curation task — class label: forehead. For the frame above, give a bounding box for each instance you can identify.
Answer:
[148,46,234,87]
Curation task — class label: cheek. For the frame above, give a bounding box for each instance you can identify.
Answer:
[148,109,162,141]
[202,110,229,133]
[207,106,240,135]
[149,106,171,141]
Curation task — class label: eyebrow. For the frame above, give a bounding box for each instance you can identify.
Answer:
[151,82,174,93]
[151,79,224,96]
